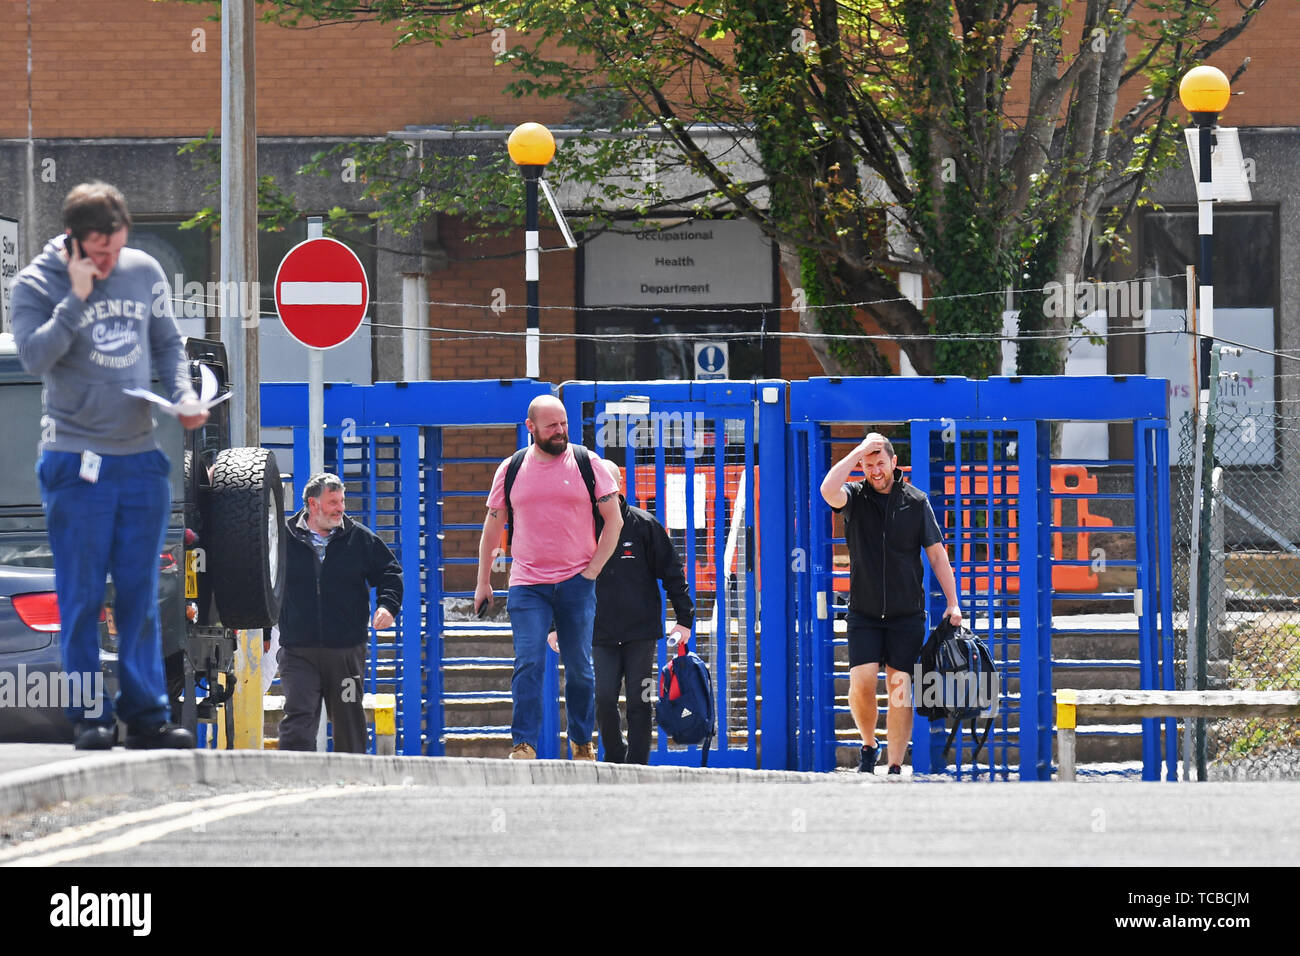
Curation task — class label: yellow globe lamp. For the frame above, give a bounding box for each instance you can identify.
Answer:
[1179,65,1231,118]
[507,123,556,167]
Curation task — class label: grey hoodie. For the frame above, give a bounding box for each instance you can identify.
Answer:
[9,234,194,456]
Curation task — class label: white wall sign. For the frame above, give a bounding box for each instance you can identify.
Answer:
[694,341,729,380]
[1,216,19,333]
[1146,307,1275,465]
[584,219,773,306]
[1001,307,1109,459]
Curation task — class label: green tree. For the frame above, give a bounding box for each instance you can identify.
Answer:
[173,0,1265,376]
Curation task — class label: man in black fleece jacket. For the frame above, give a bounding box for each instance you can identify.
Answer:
[278,473,403,753]
[590,459,694,764]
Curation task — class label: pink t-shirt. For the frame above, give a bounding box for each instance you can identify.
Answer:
[487,445,619,586]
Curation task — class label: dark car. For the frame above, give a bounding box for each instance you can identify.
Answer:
[0,549,119,743]
[0,332,285,744]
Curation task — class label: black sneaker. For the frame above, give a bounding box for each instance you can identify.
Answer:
[125,722,195,750]
[73,723,116,750]
[887,764,902,776]
[857,744,879,774]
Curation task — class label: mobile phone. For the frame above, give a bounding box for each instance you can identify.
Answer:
[66,231,81,259]
[475,599,491,619]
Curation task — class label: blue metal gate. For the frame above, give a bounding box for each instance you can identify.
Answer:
[262,379,549,756]
[562,380,790,769]
[789,376,1175,779]
[262,374,1173,778]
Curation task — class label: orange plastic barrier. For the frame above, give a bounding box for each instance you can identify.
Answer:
[831,465,1110,594]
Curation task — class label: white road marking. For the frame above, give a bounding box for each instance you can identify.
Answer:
[2,785,398,867]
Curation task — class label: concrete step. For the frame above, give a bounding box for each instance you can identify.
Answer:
[1052,667,1143,691]
[441,664,514,694]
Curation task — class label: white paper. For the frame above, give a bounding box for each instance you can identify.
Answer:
[124,363,231,416]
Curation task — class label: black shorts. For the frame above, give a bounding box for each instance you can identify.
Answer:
[846,610,926,671]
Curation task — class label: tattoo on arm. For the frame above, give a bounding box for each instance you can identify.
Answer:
[487,508,500,518]
[596,493,616,504]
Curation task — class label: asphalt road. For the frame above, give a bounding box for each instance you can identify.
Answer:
[1,773,1295,867]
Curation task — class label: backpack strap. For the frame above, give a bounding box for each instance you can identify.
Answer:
[571,444,604,538]
[503,448,528,549]
[942,717,994,765]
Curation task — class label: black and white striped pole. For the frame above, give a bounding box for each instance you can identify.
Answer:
[507,123,557,379]
[1179,65,1231,781]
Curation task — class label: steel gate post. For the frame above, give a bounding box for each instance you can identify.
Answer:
[1154,425,1178,779]
[398,427,423,755]
[1134,420,1160,779]
[909,421,937,775]
[424,426,445,756]
[757,384,793,768]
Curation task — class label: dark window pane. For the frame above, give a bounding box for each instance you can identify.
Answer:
[1141,209,1276,310]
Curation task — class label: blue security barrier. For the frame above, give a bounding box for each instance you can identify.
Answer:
[789,377,1175,779]
[262,375,1174,778]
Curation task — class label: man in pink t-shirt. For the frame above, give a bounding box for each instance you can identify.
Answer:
[475,395,623,760]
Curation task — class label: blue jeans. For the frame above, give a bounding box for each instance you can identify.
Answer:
[38,449,172,730]
[507,573,597,749]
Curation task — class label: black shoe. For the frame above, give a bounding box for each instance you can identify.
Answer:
[887,764,902,776]
[73,723,116,750]
[858,744,879,774]
[125,722,195,750]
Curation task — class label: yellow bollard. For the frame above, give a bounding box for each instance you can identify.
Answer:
[1055,689,1077,781]
[373,693,396,755]
[230,628,265,749]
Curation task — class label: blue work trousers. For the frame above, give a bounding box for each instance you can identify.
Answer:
[507,573,597,750]
[38,449,171,730]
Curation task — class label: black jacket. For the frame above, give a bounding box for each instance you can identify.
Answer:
[594,498,694,645]
[834,472,943,619]
[280,509,403,648]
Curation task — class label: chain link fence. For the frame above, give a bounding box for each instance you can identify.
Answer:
[1172,367,1300,765]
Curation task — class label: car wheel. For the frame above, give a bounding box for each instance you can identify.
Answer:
[208,447,286,629]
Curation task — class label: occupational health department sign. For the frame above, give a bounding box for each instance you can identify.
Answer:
[584,219,772,306]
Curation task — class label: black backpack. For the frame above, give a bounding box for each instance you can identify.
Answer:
[503,443,602,548]
[655,640,716,766]
[915,618,1000,764]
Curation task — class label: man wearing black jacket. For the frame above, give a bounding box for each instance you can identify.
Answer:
[821,433,961,775]
[278,473,403,753]
[586,459,693,764]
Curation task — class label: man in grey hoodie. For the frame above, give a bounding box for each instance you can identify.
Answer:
[10,182,208,750]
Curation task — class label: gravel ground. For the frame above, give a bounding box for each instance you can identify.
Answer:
[1210,747,1300,780]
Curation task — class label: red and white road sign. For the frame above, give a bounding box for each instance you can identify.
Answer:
[274,237,369,350]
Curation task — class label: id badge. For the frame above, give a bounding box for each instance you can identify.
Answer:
[79,450,102,483]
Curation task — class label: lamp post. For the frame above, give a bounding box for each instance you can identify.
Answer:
[1178,65,1230,782]
[1179,65,1231,382]
[507,122,557,379]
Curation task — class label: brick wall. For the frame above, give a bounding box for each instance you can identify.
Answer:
[425,218,577,381]
[1,0,572,139]
[5,1,1294,140]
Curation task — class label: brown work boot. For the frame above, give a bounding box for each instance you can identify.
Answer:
[508,742,536,760]
[570,741,596,761]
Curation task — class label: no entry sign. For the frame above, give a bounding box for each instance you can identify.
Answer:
[274,237,369,350]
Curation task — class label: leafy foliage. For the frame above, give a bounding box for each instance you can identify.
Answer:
[168,0,1266,375]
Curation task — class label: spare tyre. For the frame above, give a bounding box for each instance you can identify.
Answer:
[208,447,286,629]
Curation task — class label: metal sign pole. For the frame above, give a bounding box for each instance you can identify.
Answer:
[307,217,325,478]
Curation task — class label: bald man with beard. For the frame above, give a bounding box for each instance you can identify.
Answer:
[475,396,623,760]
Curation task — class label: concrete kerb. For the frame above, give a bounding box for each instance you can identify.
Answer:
[0,751,852,817]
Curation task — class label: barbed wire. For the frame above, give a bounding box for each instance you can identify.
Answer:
[159,271,1195,316]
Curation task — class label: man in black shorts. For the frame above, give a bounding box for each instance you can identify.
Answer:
[820,433,961,775]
